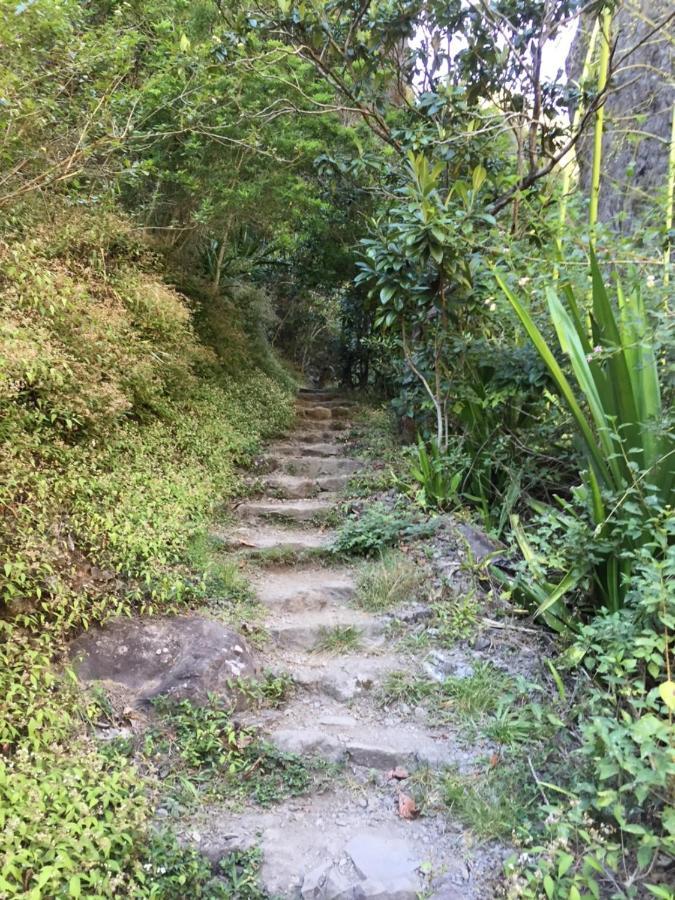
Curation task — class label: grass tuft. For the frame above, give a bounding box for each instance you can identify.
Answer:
[355,551,425,611]
[313,624,362,653]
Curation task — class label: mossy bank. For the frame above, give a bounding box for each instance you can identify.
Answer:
[0,201,294,897]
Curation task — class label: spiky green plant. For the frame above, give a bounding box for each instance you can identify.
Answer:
[494,250,673,622]
[407,437,462,510]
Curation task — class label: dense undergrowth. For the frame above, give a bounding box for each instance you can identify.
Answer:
[0,201,294,897]
[338,404,674,899]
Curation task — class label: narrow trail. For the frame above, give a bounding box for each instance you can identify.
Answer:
[189,390,501,898]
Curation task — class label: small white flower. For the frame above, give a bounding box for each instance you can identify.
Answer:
[518,276,530,286]
[646,274,655,288]
[489,302,497,312]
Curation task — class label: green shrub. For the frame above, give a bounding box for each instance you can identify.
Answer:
[0,742,149,897]
[503,518,674,897]
[333,501,436,556]
[404,437,461,511]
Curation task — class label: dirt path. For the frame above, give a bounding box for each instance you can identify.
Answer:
[183,390,505,898]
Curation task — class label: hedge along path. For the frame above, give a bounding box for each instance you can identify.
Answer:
[190,390,500,899]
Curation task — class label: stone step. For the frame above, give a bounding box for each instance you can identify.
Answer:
[297,400,357,413]
[284,430,348,445]
[268,608,382,650]
[295,419,351,433]
[214,524,334,554]
[296,405,335,422]
[296,405,352,422]
[251,566,356,612]
[263,473,350,499]
[295,395,358,410]
[273,457,363,477]
[268,717,461,770]
[290,653,403,702]
[270,442,345,458]
[236,497,337,524]
[297,388,340,398]
[297,394,356,404]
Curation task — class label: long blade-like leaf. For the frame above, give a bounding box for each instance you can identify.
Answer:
[495,271,612,487]
[546,288,623,486]
[589,250,641,462]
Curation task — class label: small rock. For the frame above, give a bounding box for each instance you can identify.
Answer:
[424,649,474,682]
[325,869,356,900]
[345,834,419,881]
[456,523,504,561]
[353,877,419,900]
[301,862,328,899]
[394,606,434,625]
[471,635,491,652]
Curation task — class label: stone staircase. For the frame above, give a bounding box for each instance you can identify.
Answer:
[186,390,497,898]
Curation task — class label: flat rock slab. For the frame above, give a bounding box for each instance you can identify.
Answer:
[271,442,346,458]
[69,615,257,707]
[275,457,363,477]
[264,473,350,498]
[346,833,419,880]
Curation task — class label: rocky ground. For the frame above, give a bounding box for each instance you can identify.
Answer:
[73,390,556,898]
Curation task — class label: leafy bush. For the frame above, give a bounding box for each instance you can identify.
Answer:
[503,509,674,896]
[0,742,149,897]
[333,501,436,556]
[404,437,461,510]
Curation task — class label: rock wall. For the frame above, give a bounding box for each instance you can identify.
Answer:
[568,0,673,232]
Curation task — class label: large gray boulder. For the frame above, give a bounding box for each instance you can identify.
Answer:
[69,615,258,707]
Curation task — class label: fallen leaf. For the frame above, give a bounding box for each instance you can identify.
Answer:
[387,766,410,781]
[489,753,500,768]
[398,792,419,819]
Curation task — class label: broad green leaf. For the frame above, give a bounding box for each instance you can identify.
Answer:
[557,851,574,878]
[471,164,487,192]
[658,680,675,711]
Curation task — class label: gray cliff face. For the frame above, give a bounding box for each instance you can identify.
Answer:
[567,0,673,232]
